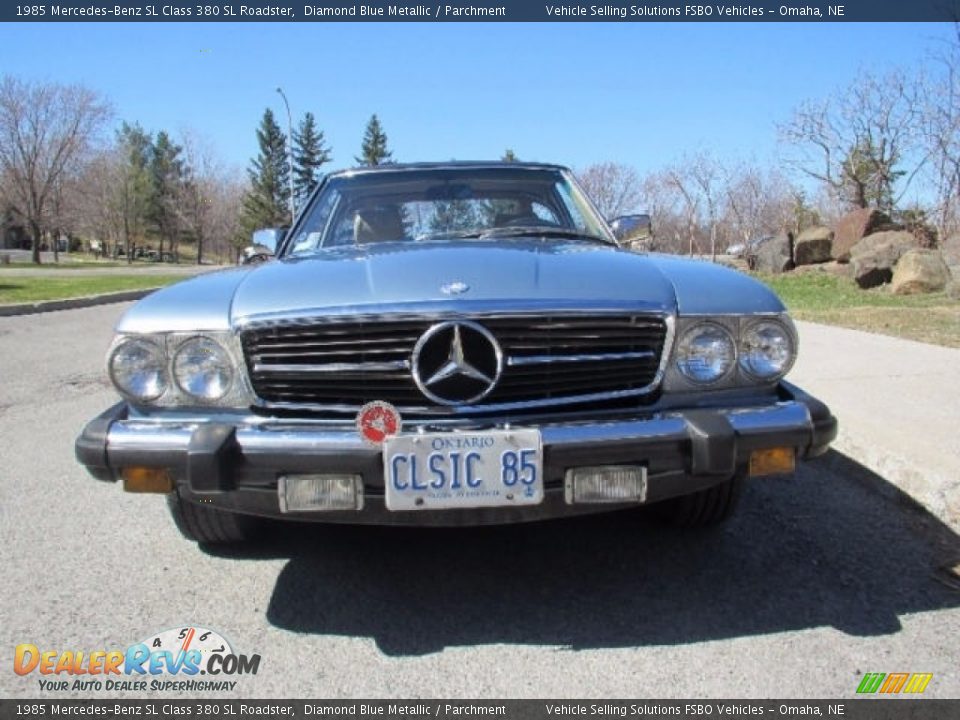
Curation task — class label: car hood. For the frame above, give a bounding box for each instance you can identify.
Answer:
[115,242,786,334]
[229,240,679,322]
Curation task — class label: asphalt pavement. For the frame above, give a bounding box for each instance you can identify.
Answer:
[1,305,958,698]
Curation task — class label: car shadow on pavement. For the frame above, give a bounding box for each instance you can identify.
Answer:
[206,449,960,656]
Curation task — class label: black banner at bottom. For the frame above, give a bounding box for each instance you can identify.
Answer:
[1,700,958,720]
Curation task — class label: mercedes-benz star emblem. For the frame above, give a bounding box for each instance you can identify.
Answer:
[411,321,503,406]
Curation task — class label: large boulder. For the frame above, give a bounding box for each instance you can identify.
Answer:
[891,250,952,295]
[794,226,833,265]
[747,231,794,273]
[851,254,894,289]
[850,230,919,260]
[833,208,891,262]
[850,230,919,289]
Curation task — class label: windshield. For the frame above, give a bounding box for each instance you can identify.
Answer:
[282,166,614,256]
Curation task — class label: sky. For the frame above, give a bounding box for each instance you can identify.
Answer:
[0,21,953,179]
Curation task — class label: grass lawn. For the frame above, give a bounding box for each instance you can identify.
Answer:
[0,275,183,304]
[758,271,960,348]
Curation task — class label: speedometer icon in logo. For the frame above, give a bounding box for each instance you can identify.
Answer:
[411,321,503,406]
[138,626,233,668]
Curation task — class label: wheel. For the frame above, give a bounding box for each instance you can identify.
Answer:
[166,490,262,544]
[659,473,744,528]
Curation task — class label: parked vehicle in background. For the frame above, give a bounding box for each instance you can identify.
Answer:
[727,236,772,258]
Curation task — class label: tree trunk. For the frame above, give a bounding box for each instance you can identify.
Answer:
[123,215,132,265]
[30,220,41,264]
[853,181,868,209]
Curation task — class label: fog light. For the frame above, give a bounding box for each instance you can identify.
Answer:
[121,467,173,493]
[749,447,796,477]
[278,474,363,513]
[564,466,648,504]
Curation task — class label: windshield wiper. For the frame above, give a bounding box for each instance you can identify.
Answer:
[415,230,486,241]
[415,226,615,245]
[478,226,615,245]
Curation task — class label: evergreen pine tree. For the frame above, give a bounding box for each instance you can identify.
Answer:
[293,112,331,205]
[501,149,518,162]
[240,108,291,242]
[115,122,153,262]
[355,114,393,166]
[148,130,186,260]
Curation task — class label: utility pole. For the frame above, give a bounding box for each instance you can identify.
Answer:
[275,87,296,224]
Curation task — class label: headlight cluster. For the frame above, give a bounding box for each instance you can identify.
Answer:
[173,338,234,401]
[108,334,241,405]
[109,338,168,401]
[739,321,795,380]
[675,323,735,384]
[675,318,795,385]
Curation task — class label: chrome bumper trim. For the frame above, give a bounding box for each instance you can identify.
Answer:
[104,401,813,460]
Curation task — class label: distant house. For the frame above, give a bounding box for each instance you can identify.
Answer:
[1,208,29,250]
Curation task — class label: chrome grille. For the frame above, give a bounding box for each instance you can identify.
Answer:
[241,314,669,416]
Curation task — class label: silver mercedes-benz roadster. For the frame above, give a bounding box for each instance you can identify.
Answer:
[76,162,836,544]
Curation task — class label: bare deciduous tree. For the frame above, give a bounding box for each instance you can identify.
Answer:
[663,163,703,256]
[779,69,925,214]
[178,130,245,265]
[686,152,725,261]
[637,171,686,253]
[0,76,110,263]
[723,164,796,245]
[921,25,960,248]
[575,162,642,220]
[179,130,217,265]
[208,176,245,263]
[75,145,127,257]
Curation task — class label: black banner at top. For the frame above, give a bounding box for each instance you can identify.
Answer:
[2,0,959,22]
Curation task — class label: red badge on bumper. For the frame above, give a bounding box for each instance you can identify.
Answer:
[356,401,401,445]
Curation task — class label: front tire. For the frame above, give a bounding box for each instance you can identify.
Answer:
[166,491,262,544]
[660,473,744,528]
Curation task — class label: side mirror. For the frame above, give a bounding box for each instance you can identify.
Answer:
[241,228,286,265]
[609,214,651,242]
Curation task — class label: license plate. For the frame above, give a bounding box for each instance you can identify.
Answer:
[384,429,543,511]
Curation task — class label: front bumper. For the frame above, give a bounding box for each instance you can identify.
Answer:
[76,381,836,526]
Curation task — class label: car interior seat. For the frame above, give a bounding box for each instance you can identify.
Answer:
[353,206,407,244]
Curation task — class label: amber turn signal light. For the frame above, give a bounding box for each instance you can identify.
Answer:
[749,447,796,477]
[121,467,173,493]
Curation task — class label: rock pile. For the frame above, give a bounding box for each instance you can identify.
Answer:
[746,207,954,295]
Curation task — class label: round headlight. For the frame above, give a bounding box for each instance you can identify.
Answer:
[173,337,234,401]
[740,321,795,380]
[676,323,736,384]
[109,338,167,402]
